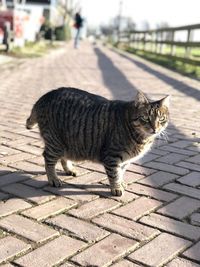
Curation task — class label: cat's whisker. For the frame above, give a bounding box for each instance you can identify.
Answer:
[158,130,169,144]
[162,130,169,141]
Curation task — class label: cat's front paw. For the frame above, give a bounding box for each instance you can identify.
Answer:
[111,185,124,197]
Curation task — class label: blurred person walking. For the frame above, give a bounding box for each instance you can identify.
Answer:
[74,12,83,49]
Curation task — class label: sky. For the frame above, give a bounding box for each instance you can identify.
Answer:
[79,0,200,30]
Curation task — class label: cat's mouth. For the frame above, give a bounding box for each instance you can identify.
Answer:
[145,128,163,138]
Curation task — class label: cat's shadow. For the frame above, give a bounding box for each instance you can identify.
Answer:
[0,170,112,200]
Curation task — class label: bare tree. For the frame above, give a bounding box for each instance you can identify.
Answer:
[156,22,171,41]
[100,16,136,37]
[141,20,150,31]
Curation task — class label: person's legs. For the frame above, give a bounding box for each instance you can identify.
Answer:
[74,28,80,48]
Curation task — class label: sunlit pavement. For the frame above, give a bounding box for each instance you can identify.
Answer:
[0,41,200,266]
[0,54,14,65]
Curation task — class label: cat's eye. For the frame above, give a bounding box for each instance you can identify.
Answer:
[141,115,149,122]
[159,115,166,122]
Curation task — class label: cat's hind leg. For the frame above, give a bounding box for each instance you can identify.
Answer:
[43,149,62,187]
[61,158,77,177]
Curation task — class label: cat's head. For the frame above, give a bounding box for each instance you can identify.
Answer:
[131,91,170,137]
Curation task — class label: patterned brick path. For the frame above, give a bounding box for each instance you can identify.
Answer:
[0,41,200,267]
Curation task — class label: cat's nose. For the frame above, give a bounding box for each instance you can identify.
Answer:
[151,128,157,134]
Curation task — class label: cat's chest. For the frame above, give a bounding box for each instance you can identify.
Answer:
[121,140,153,166]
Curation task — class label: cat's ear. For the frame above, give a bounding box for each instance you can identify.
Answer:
[160,95,170,108]
[134,91,149,107]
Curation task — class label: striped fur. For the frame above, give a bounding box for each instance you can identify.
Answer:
[26,87,170,196]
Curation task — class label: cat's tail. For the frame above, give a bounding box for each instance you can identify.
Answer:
[26,108,37,129]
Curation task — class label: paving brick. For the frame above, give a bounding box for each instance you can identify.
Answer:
[68,198,120,219]
[128,233,191,266]
[66,171,106,187]
[8,161,44,173]
[15,235,86,267]
[20,131,40,140]
[0,152,34,165]
[187,144,200,152]
[92,213,160,241]
[176,161,200,172]
[12,144,43,156]
[0,166,15,176]
[1,263,15,267]
[21,197,77,221]
[0,214,58,243]
[127,183,177,202]
[0,192,9,200]
[144,162,189,175]
[47,214,109,242]
[178,172,200,187]
[0,146,19,156]
[44,184,99,203]
[155,153,189,164]
[72,233,138,266]
[169,140,192,148]
[26,156,44,166]
[22,174,49,188]
[0,172,31,187]
[159,145,198,156]
[2,183,55,204]
[112,196,162,220]
[123,171,145,184]
[60,165,90,178]
[111,259,141,267]
[140,213,200,241]
[127,164,156,175]
[59,263,77,267]
[157,196,200,219]
[183,241,200,262]
[185,154,200,164]
[135,153,159,164]
[84,182,138,203]
[166,257,200,267]
[80,162,106,173]
[151,148,170,156]
[0,198,32,217]
[138,171,178,188]
[190,212,200,226]
[2,137,37,147]
[94,173,143,191]
[101,171,145,186]
[0,129,18,139]
[0,228,4,238]
[163,183,200,200]
[0,236,30,264]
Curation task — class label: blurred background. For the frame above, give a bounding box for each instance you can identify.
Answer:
[1,0,200,78]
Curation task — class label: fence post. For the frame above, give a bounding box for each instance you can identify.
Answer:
[136,33,140,50]
[117,24,200,67]
[170,30,175,56]
[132,32,135,49]
[185,29,193,58]
[143,32,147,51]
[150,32,153,52]
[154,31,158,53]
[129,31,133,49]
[159,31,164,54]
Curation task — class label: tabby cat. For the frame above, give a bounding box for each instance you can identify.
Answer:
[26,87,170,196]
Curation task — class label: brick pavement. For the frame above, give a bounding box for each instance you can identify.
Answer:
[0,41,200,266]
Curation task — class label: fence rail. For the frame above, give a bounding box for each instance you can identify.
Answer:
[117,23,200,66]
